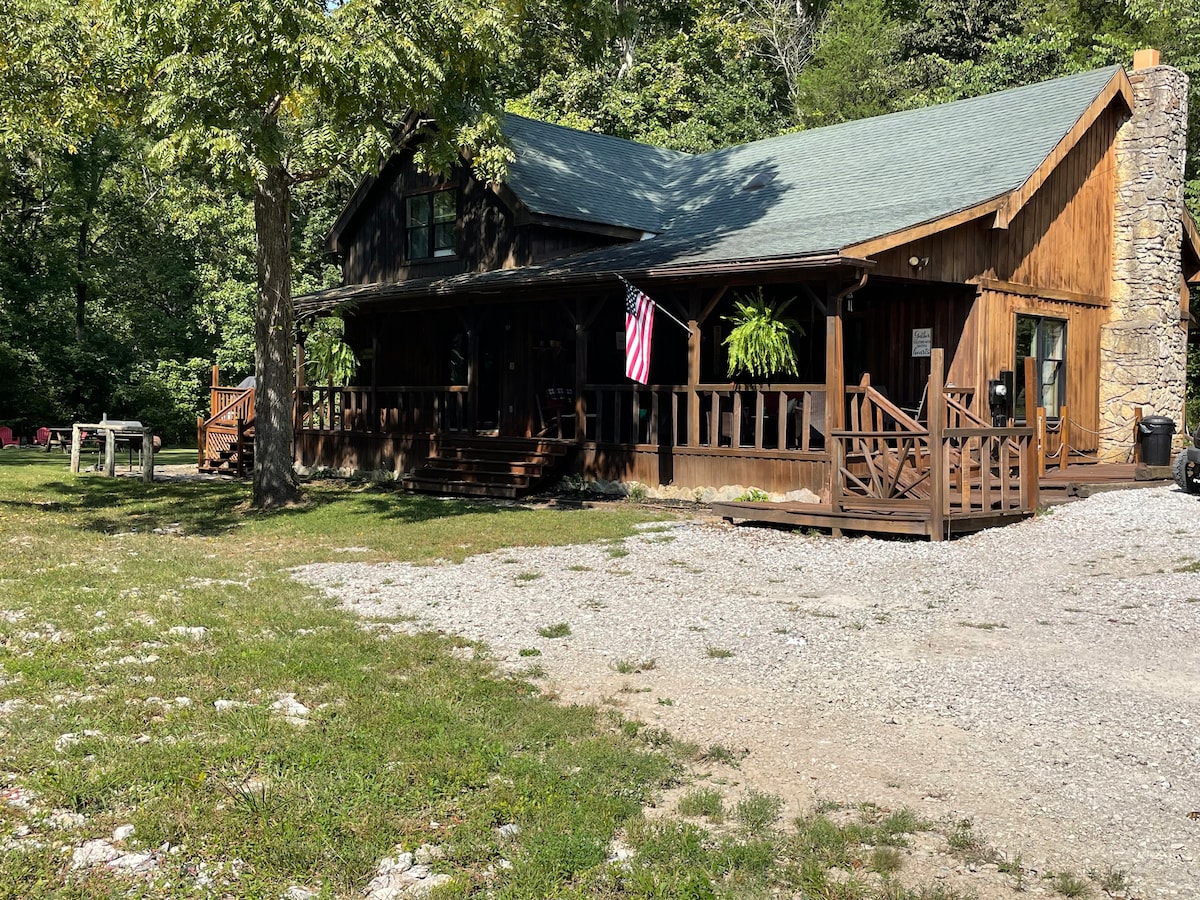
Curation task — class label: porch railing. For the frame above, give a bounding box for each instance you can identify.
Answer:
[581,383,827,451]
[833,369,1037,532]
[300,385,469,435]
[198,385,255,472]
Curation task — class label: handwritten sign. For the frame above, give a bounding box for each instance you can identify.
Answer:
[911,328,932,358]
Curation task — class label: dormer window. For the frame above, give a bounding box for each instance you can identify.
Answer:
[405,189,457,260]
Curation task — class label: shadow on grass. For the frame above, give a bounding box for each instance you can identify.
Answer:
[8,474,538,539]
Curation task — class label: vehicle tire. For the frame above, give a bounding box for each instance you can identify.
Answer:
[1174,450,1200,494]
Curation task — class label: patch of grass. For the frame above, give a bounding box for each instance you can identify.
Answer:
[677,788,725,822]
[536,622,572,638]
[566,563,592,572]
[1048,870,1092,897]
[945,817,997,864]
[1088,866,1129,894]
[958,621,1007,631]
[870,845,903,874]
[516,570,544,582]
[656,697,673,706]
[612,657,656,674]
[735,790,783,835]
[1174,559,1200,573]
[704,645,735,659]
[0,452,677,897]
[518,647,542,657]
[698,743,748,766]
[607,545,630,558]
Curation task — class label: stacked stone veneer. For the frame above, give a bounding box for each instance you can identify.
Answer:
[1098,64,1190,461]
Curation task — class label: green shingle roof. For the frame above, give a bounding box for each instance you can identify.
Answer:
[500,65,1123,270]
[504,116,687,233]
[302,65,1127,313]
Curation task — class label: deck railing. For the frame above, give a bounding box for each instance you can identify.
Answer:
[581,383,827,451]
[834,381,1037,527]
[300,385,469,435]
[198,386,255,471]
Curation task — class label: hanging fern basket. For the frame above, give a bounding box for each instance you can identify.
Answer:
[722,290,802,381]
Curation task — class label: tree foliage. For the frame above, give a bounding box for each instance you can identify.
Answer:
[0,0,1195,468]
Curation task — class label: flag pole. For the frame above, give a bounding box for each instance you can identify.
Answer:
[619,275,693,335]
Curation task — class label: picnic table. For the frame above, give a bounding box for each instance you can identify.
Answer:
[68,421,155,483]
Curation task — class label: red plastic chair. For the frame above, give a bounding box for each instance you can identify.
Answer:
[35,427,50,446]
[0,426,16,448]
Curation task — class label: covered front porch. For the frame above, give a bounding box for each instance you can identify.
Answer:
[288,267,1043,538]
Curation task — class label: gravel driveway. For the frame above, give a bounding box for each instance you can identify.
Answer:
[295,486,1200,897]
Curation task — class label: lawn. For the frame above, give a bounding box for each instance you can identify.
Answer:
[0,451,1054,899]
[0,451,678,898]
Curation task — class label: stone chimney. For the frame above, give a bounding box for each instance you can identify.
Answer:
[1098,50,1190,461]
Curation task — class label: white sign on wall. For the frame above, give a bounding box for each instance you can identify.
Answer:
[911,328,932,358]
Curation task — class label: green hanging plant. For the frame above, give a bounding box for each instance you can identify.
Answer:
[722,289,802,381]
[305,316,358,385]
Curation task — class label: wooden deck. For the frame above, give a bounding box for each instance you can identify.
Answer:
[710,499,1029,539]
[714,462,1176,540]
[1039,462,1174,498]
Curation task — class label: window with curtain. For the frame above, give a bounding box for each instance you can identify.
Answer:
[1014,314,1066,418]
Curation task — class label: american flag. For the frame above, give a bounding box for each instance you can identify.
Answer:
[623,278,655,384]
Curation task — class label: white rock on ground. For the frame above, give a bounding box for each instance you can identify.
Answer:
[71,839,120,869]
[295,486,1200,896]
[166,625,209,640]
[365,849,452,900]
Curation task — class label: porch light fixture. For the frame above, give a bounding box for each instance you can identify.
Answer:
[908,256,930,269]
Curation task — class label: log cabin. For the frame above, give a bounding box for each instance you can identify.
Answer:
[218,52,1200,539]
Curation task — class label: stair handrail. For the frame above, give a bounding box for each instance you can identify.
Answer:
[203,387,255,428]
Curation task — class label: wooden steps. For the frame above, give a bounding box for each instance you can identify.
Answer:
[402,437,571,499]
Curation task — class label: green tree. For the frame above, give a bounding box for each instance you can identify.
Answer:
[791,0,904,128]
[118,0,518,507]
[516,0,788,153]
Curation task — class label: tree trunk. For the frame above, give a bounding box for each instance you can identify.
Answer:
[74,217,89,342]
[252,164,300,508]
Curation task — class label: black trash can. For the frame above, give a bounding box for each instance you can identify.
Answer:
[1138,415,1176,466]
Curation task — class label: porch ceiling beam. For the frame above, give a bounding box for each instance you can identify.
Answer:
[694,285,728,326]
[992,69,1134,230]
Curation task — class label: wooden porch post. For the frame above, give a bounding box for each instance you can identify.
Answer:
[687,313,700,446]
[928,347,946,542]
[574,317,588,443]
[211,364,220,415]
[686,287,727,447]
[467,323,480,436]
[370,330,379,434]
[825,287,845,511]
[294,340,305,437]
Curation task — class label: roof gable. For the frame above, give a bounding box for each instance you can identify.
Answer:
[327,65,1131,271]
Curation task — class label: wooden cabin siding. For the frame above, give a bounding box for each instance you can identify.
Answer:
[871,105,1122,302]
[338,153,635,286]
[844,283,975,413]
[949,287,1103,451]
[579,445,832,497]
[339,154,516,284]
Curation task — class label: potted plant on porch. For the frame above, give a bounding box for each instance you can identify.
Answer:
[722,289,801,381]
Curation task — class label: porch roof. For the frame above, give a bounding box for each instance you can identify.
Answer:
[295,250,870,318]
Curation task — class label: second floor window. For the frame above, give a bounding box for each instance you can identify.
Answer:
[406,190,456,260]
